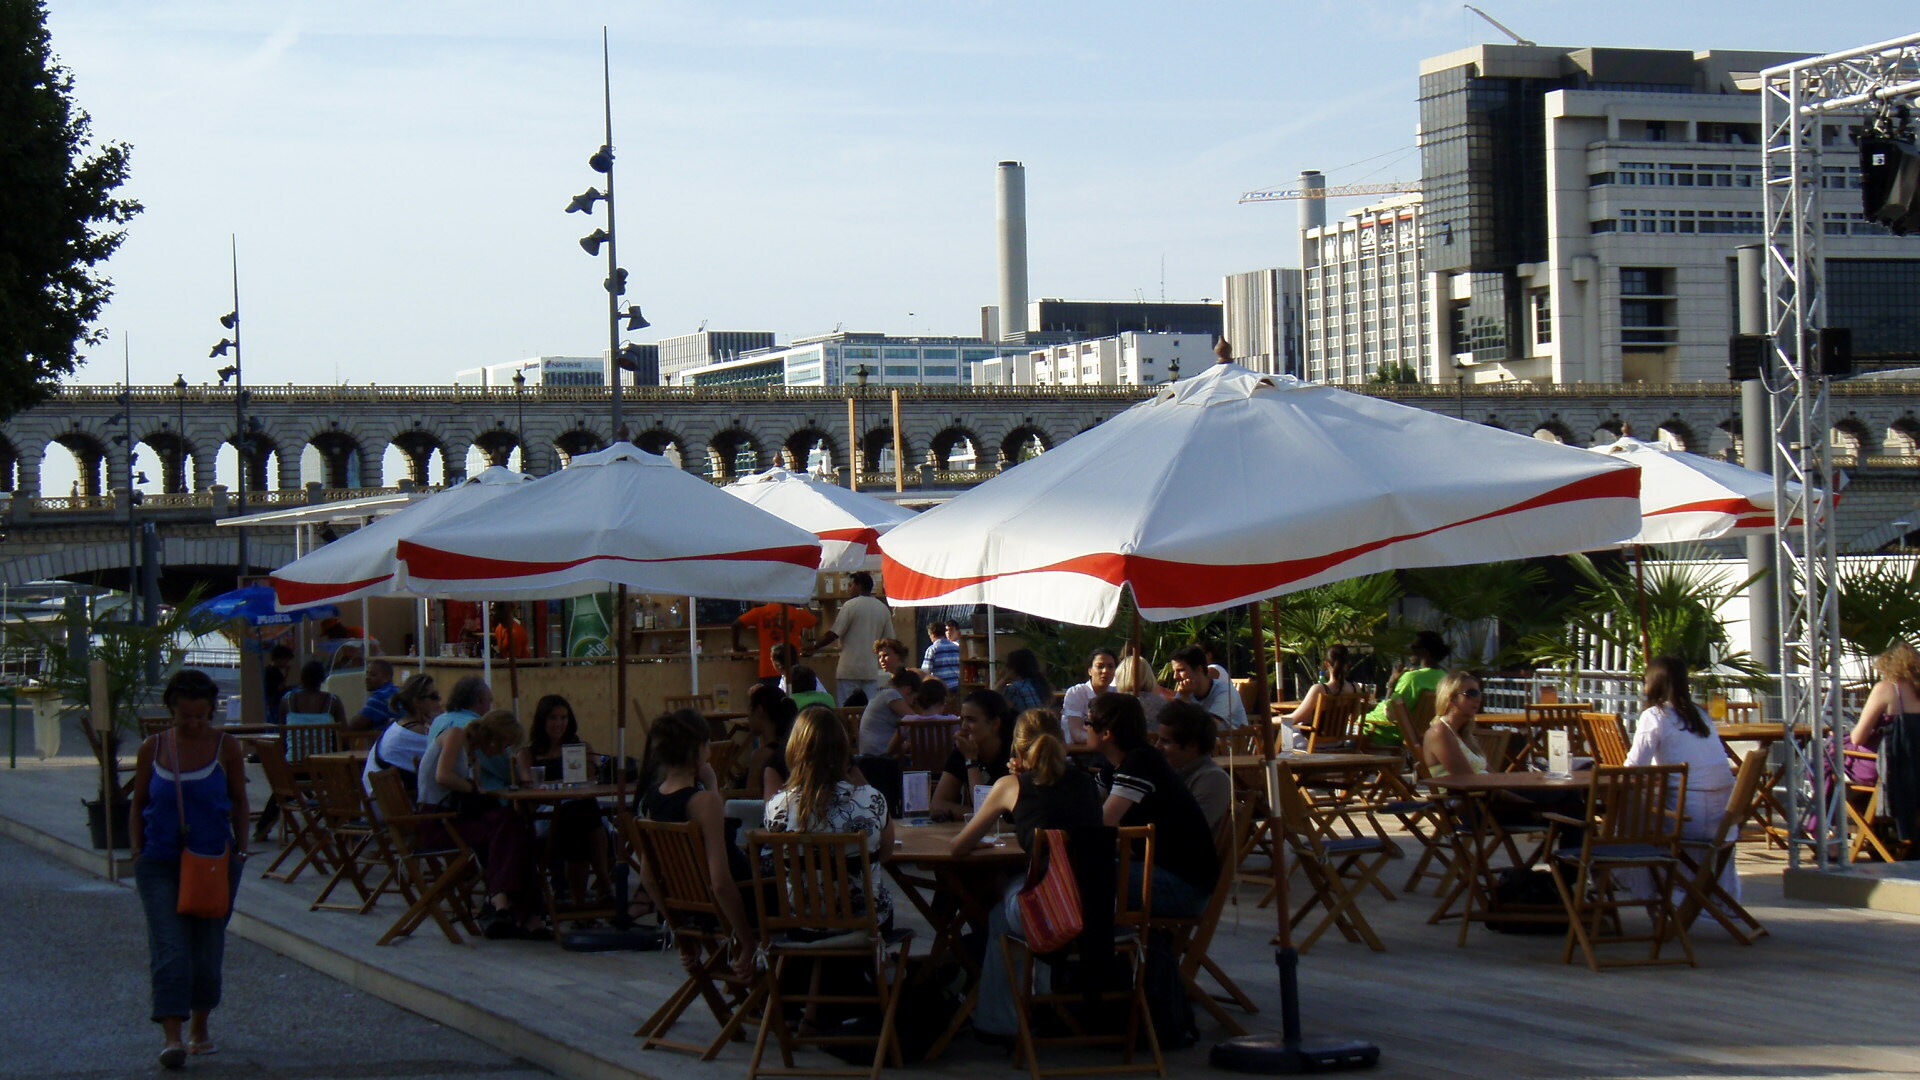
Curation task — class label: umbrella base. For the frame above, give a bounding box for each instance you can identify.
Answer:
[557,926,665,953]
[1210,1035,1380,1074]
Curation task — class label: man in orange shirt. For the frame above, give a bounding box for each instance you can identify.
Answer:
[733,603,818,685]
[491,606,531,659]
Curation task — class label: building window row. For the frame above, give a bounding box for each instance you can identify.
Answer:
[1590,162,1762,188]
[1592,208,1761,235]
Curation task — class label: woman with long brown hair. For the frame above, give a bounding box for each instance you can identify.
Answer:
[1625,656,1737,900]
[760,705,894,928]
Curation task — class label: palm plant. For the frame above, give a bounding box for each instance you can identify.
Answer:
[1401,560,1568,669]
[1836,558,1920,667]
[19,585,210,741]
[1262,572,1406,693]
[1526,551,1767,689]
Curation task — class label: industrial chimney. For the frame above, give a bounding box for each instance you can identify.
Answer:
[1299,169,1326,233]
[996,161,1029,342]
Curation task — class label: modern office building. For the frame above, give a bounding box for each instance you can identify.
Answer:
[976,331,1217,387]
[1299,195,1433,384]
[675,332,1031,388]
[657,330,776,385]
[1414,43,1920,384]
[1221,267,1306,377]
[452,356,606,387]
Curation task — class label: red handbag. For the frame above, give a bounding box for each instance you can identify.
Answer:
[172,732,232,920]
[1016,828,1082,954]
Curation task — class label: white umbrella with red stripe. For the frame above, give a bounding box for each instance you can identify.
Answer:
[878,362,1643,627]
[723,467,915,572]
[394,442,821,602]
[1590,436,1808,544]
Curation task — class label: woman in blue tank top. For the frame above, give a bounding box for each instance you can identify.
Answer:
[128,669,250,1070]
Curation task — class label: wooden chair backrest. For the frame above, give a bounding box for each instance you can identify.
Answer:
[1526,702,1591,757]
[1270,764,1320,842]
[1306,692,1366,752]
[706,740,746,789]
[836,707,864,745]
[367,768,425,852]
[308,754,373,826]
[1714,749,1768,844]
[1580,712,1630,767]
[897,717,959,773]
[1584,765,1688,847]
[1236,678,1266,720]
[748,830,879,936]
[1034,824,1154,931]
[1725,701,1761,724]
[254,738,305,801]
[1221,724,1267,760]
[1406,690,1439,742]
[1472,730,1511,773]
[629,816,734,935]
[139,714,174,740]
[665,694,715,716]
[283,723,343,765]
[1396,708,1434,780]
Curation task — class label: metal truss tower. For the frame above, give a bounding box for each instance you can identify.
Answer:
[1761,34,1920,870]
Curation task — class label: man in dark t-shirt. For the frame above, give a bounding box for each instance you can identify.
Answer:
[1086,691,1218,917]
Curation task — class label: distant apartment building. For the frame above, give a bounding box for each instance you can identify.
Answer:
[453,356,606,387]
[976,331,1217,387]
[657,330,776,385]
[675,332,1031,389]
[1413,43,1920,384]
[1300,195,1432,385]
[1221,268,1305,376]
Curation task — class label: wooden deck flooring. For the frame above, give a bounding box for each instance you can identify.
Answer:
[4,758,1917,1080]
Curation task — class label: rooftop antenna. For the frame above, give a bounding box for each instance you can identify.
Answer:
[1462,4,1535,46]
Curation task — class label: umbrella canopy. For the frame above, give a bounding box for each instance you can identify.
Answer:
[1590,436,1807,545]
[395,443,822,602]
[191,585,338,628]
[268,465,535,610]
[723,467,916,572]
[879,363,1643,626]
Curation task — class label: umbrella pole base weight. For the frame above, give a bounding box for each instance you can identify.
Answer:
[1210,948,1379,1074]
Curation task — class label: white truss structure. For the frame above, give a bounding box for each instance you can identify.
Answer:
[1761,34,1920,870]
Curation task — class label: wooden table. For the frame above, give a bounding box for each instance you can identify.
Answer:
[1420,771,1590,944]
[1717,723,1808,843]
[305,749,370,766]
[498,783,625,928]
[885,821,1025,1059]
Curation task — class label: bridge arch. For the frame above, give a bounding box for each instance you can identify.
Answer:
[1654,418,1696,453]
[633,427,685,470]
[1531,419,1575,444]
[779,426,841,475]
[705,428,763,481]
[1888,417,1920,457]
[470,428,520,471]
[1831,417,1870,459]
[0,432,16,492]
[306,430,371,488]
[554,427,607,468]
[1590,419,1624,447]
[928,425,983,472]
[999,424,1052,467]
[49,430,110,496]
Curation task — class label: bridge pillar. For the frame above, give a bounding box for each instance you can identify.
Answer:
[191,453,218,493]
[443,438,470,485]
[276,451,302,493]
[13,448,42,498]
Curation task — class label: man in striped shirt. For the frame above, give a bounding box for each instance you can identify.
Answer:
[922,620,961,690]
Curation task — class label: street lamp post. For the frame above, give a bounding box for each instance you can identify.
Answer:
[512,367,527,470]
[173,374,188,493]
[210,238,247,580]
[567,29,648,440]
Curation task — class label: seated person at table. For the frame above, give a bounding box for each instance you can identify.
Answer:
[281,660,348,728]
[952,707,1104,1039]
[352,659,403,732]
[1624,657,1739,903]
[429,676,513,792]
[416,709,547,939]
[996,648,1054,713]
[1363,630,1449,747]
[742,685,801,799]
[517,694,613,905]
[640,708,758,982]
[1420,669,1487,777]
[930,690,1016,822]
[1087,692,1218,917]
[908,675,956,719]
[874,637,911,678]
[363,674,439,797]
[1170,645,1247,730]
[858,667,924,757]
[1060,648,1119,744]
[785,664,836,712]
[762,706,894,930]
[1154,700,1231,832]
[1276,644,1361,753]
[1113,653,1172,725]
[1847,641,1920,787]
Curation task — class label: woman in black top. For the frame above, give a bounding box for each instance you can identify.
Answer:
[742,684,800,800]
[514,694,611,907]
[638,709,757,983]
[1087,692,1218,918]
[950,707,1103,1038]
[930,689,1015,821]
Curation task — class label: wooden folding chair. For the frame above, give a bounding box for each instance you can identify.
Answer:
[745,831,914,1080]
[895,717,958,774]
[367,768,482,946]
[1580,712,1630,767]
[1383,708,1458,894]
[1516,703,1589,769]
[1002,825,1165,1080]
[1221,724,1268,760]
[666,694,716,717]
[307,755,396,914]
[1675,750,1770,945]
[1543,764,1696,971]
[1272,763,1389,951]
[1152,810,1260,1036]
[1304,692,1366,754]
[1724,701,1761,724]
[254,739,333,883]
[282,721,344,768]
[835,707,863,745]
[1843,748,1904,862]
[629,816,766,1059]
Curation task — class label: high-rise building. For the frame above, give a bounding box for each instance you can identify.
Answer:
[452,356,606,387]
[674,332,1031,388]
[1222,267,1305,377]
[1415,44,1920,384]
[976,331,1217,387]
[1300,195,1432,384]
[657,330,776,385]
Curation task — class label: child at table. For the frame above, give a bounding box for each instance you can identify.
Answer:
[639,709,757,984]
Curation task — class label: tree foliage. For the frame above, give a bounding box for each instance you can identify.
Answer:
[0,0,142,420]
[1836,559,1920,664]
[1525,550,1768,687]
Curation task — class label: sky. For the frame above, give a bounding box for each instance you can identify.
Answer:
[43,0,1920,391]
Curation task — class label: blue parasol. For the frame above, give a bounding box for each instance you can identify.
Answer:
[190,585,339,628]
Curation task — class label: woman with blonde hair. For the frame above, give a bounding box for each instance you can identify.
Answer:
[1847,641,1920,788]
[1420,669,1488,777]
[417,709,546,939]
[761,706,894,928]
[1112,653,1172,724]
[951,707,1103,1040]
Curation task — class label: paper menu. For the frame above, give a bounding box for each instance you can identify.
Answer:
[972,784,995,814]
[562,743,589,785]
[1546,729,1571,778]
[902,772,931,815]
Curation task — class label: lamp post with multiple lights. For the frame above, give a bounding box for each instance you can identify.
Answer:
[567,29,648,440]
[209,240,247,579]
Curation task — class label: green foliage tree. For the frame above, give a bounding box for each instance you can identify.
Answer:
[1262,572,1407,690]
[1367,363,1419,385]
[1401,560,1567,669]
[19,587,209,741]
[1836,559,1920,665]
[1525,550,1767,688]
[0,0,142,420]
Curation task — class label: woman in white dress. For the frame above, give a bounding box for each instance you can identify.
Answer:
[1623,656,1738,904]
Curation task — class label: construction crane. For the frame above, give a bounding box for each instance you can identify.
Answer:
[1238,181,1420,204]
[1463,4,1535,47]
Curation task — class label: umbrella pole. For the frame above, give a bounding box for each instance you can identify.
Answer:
[687,596,699,694]
[482,603,493,685]
[615,586,629,804]
[505,617,521,717]
[1249,601,1272,752]
[1128,605,1141,659]
[1633,544,1652,667]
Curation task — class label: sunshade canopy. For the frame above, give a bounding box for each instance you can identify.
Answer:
[269,465,535,610]
[395,443,822,602]
[880,363,1643,626]
[1591,436,1806,545]
[723,468,916,572]
[192,585,338,628]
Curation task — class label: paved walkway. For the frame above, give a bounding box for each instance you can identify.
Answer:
[4,753,1919,1080]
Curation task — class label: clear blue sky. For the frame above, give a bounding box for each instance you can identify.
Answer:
[47,1,1920,389]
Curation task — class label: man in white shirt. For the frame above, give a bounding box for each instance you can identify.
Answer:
[1060,647,1118,744]
[810,571,893,705]
[1170,644,1246,730]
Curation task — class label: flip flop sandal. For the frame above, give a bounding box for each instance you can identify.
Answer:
[158,1045,187,1070]
[188,1041,218,1056]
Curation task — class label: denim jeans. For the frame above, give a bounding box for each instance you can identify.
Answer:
[1127,861,1207,919]
[976,878,1054,1037]
[135,855,242,1022]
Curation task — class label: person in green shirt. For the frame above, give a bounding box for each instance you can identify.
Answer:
[1362,630,1452,746]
